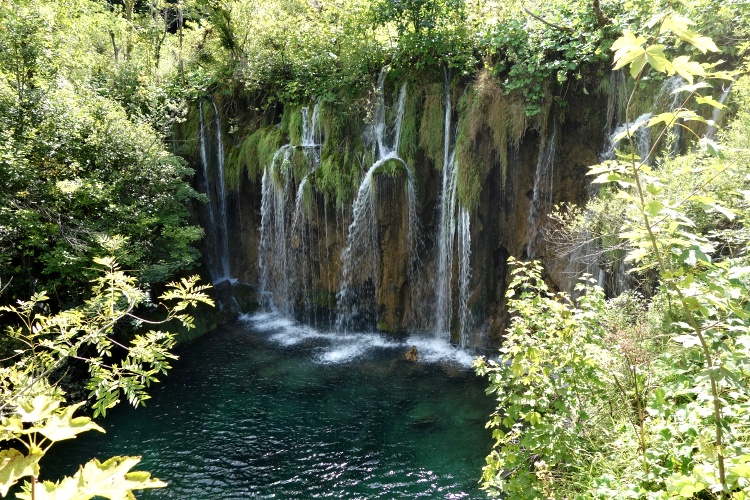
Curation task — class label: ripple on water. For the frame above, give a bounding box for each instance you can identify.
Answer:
[39,317,493,499]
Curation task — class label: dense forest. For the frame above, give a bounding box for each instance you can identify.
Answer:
[1,0,750,497]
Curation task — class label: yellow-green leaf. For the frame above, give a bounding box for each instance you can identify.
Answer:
[0,448,43,496]
[16,395,61,423]
[612,31,647,72]
[37,403,105,442]
[645,44,670,74]
[695,96,726,109]
[26,456,166,500]
[671,56,705,84]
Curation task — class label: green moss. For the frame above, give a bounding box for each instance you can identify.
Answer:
[291,147,310,183]
[177,106,201,157]
[377,317,393,332]
[455,89,489,212]
[300,174,314,218]
[313,287,336,310]
[399,86,421,168]
[257,127,285,174]
[315,103,365,206]
[240,130,262,182]
[287,105,303,146]
[224,145,243,191]
[372,157,407,177]
[419,83,445,169]
[270,146,291,190]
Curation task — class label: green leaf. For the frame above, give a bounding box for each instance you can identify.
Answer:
[695,96,726,110]
[629,54,648,79]
[16,395,61,423]
[37,403,105,442]
[644,44,670,74]
[666,474,707,497]
[0,449,43,497]
[645,200,663,217]
[27,456,166,500]
[672,82,712,94]
[612,32,647,74]
[671,56,705,84]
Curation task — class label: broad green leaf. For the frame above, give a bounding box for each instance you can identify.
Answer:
[645,44,670,74]
[629,54,648,79]
[612,32,647,72]
[660,13,695,35]
[1,416,25,439]
[672,82,712,94]
[625,247,651,262]
[28,456,166,500]
[645,200,663,217]
[672,56,705,83]
[0,448,43,496]
[18,477,80,500]
[76,456,166,499]
[666,474,707,497]
[37,402,105,442]
[681,34,719,54]
[695,96,726,109]
[16,395,60,423]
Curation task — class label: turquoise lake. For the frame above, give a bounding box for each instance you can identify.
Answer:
[43,312,495,498]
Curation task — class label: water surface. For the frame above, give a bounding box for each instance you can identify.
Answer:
[43,312,494,498]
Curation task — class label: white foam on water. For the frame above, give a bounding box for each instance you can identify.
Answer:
[405,336,475,367]
[240,311,327,346]
[241,312,475,367]
[315,332,402,364]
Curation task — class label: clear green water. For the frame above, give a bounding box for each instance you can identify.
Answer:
[43,312,494,499]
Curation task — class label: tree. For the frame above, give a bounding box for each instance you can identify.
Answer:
[0,249,214,498]
[475,14,750,498]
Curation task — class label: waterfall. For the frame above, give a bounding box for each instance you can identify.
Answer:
[706,82,734,139]
[603,112,653,162]
[457,207,472,348]
[432,69,473,345]
[434,150,459,335]
[336,71,418,331]
[301,102,322,165]
[257,99,327,318]
[336,158,386,331]
[301,103,321,147]
[527,121,557,260]
[258,146,294,312]
[198,99,233,284]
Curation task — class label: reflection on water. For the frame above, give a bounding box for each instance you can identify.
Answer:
[42,313,494,499]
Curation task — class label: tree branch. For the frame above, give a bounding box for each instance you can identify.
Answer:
[523,8,574,33]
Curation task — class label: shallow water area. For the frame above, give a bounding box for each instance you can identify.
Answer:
[42,312,494,499]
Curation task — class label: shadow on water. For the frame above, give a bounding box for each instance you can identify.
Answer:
[41,313,495,499]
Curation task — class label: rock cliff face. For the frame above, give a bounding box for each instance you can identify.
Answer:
[187,70,609,344]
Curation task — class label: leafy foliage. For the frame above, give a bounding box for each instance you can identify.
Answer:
[476,14,750,499]
[0,0,204,305]
[0,256,213,498]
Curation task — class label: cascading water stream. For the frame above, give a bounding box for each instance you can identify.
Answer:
[457,207,472,348]
[198,99,233,284]
[258,146,294,312]
[706,82,734,139]
[432,69,472,346]
[527,121,557,260]
[336,74,418,332]
[258,102,327,318]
